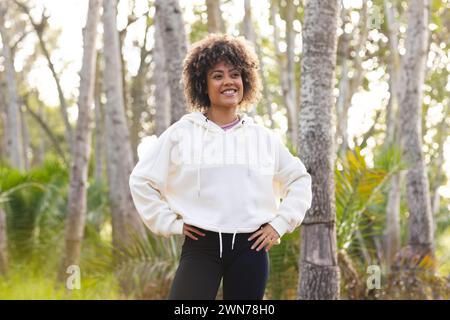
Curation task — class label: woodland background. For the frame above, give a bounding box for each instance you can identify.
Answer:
[0,0,449,299]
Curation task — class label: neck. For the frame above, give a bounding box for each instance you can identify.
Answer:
[204,106,239,126]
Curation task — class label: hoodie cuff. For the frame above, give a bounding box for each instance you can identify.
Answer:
[269,216,290,238]
[169,219,184,236]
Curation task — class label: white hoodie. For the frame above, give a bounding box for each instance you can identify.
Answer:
[129,111,312,251]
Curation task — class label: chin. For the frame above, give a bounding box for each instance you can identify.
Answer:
[215,102,239,109]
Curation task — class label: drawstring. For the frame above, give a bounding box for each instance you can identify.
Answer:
[197,118,209,197]
[218,230,223,258]
[231,230,237,250]
[218,229,238,259]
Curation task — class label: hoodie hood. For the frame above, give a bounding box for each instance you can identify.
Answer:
[179,111,255,132]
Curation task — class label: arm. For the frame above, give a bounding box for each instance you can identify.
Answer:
[269,135,312,238]
[129,128,184,238]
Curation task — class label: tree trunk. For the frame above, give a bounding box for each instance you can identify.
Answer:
[252,38,273,127]
[430,136,445,217]
[94,53,104,181]
[20,106,30,170]
[206,0,225,33]
[398,0,434,260]
[242,0,268,119]
[102,0,146,252]
[298,0,341,300]
[336,1,368,158]
[256,45,274,128]
[242,0,255,118]
[0,5,24,170]
[335,6,351,154]
[130,21,151,158]
[284,0,298,150]
[0,72,6,159]
[386,171,403,268]
[0,208,8,275]
[429,106,447,246]
[242,0,255,44]
[383,0,403,270]
[58,0,101,283]
[270,0,297,146]
[155,0,187,123]
[35,101,46,165]
[153,11,171,136]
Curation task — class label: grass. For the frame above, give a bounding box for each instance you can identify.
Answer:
[436,227,450,277]
[0,264,122,300]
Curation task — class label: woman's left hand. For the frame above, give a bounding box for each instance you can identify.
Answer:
[248,223,280,252]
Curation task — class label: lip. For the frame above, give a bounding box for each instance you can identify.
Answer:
[221,89,238,97]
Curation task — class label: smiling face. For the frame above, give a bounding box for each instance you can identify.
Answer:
[206,61,244,110]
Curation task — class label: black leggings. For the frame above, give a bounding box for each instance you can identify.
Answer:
[168,227,269,300]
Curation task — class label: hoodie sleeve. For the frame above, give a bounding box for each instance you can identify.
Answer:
[129,127,184,238]
[269,134,312,238]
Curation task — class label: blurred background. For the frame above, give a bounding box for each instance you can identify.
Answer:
[0,0,449,299]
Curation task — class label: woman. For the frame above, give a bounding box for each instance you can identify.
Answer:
[129,34,312,300]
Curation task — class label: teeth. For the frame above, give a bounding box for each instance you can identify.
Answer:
[222,90,236,94]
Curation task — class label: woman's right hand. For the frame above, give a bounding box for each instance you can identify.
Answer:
[183,223,206,240]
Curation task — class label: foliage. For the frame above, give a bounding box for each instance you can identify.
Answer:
[265,229,300,299]
[335,145,404,251]
[108,233,183,299]
[1,158,68,263]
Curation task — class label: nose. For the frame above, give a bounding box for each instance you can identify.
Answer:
[223,74,234,85]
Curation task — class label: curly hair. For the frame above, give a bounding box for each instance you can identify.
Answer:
[182,34,262,112]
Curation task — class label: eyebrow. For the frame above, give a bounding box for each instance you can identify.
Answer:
[209,68,239,75]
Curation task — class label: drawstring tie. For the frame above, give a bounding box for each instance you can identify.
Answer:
[219,230,223,258]
[231,230,237,250]
[218,229,238,259]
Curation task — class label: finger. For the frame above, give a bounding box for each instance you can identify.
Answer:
[248,229,262,241]
[256,237,270,251]
[250,234,264,249]
[189,227,206,236]
[184,225,205,236]
[265,238,277,251]
[265,242,274,252]
[185,231,198,240]
[251,234,266,250]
